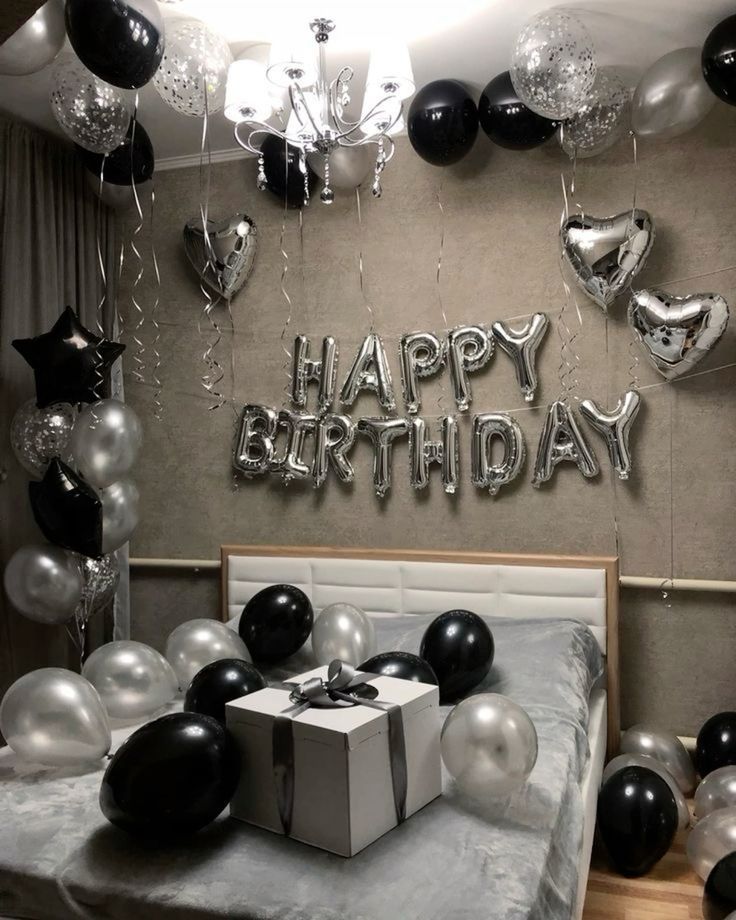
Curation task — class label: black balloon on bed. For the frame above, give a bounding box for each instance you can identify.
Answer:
[419,610,494,703]
[238,584,313,663]
[184,658,266,726]
[359,651,438,685]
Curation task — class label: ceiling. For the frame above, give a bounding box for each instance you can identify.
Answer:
[0,0,733,166]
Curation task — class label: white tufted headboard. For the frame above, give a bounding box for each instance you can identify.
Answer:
[220,545,620,754]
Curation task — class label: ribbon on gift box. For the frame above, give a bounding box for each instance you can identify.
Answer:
[272,660,408,837]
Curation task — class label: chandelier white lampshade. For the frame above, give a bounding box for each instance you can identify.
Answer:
[365,40,414,100]
[266,32,318,89]
[224,60,273,123]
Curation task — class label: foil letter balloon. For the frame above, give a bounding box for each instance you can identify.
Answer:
[356,417,409,498]
[561,210,655,310]
[340,333,396,412]
[399,331,446,414]
[409,416,459,493]
[269,410,316,483]
[472,413,526,495]
[447,325,493,411]
[183,213,257,300]
[233,405,278,476]
[532,401,599,487]
[628,289,729,379]
[580,390,641,480]
[313,414,356,488]
[491,313,549,402]
[291,335,338,414]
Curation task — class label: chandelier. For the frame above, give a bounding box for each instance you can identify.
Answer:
[226,19,414,205]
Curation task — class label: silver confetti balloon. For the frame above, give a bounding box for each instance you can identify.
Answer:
[69,399,143,489]
[0,668,110,766]
[50,56,133,154]
[409,416,459,493]
[356,417,409,498]
[100,478,140,553]
[510,10,597,120]
[399,331,445,415]
[532,401,599,487]
[628,289,729,380]
[75,553,120,621]
[0,0,65,76]
[580,390,641,481]
[602,753,691,831]
[695,767,736,821]
[292,335,338,414]
[311,604,376,667]
[632,47,715,140]
[312,413,356,488]
[686,806,736,881]
[620,724,697,794]
[153,19,233,116]
[82,640,178,720]
[559,68,630,160]
[233,404,279,477]
[3,544,83,625]
[441,693,538,798]
[165,618,252,690]
[491,313,548,402]
[472,413,526,495]
[183,213,257,301]
[340,333,396,412]
[447,325,493,412]
[270,410,316,483]
[10,398,77,478]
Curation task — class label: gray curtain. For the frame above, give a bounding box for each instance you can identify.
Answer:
[0,116,121,696]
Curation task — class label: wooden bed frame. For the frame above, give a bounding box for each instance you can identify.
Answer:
[220,544,620,756]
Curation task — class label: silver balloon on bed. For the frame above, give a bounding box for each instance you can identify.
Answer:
[491,313,548,403]
[399,331,446,414]
[471,413,525,495]
[580,390,641,481]
[311,604,376,667]
[83,640,178,720]
[447,325,494,412]
[165,618,252,691]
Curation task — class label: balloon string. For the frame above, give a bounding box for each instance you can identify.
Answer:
[148,179,163,419]
[436,179,448,415]
[278,138,293,408]
[91,156,109,409]
[604,314,623,563]
[116,238,126,342]
[129,97,146,387]
[663,386,674,608]
[228,298,240,492]
[627,132,641,392]
[557,171,582,404]
[355,187,375,332]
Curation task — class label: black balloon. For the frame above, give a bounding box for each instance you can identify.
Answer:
[597,766,678,877]
[12,306,125,408]
[696,711,736,777]
[65,0,165,91]
[100,712,240,837]
[419,610,494,703]
[184,659,267,726]
[239,584,313,663]
[260,134,316,209]
[408,80,479,166]
[29,459,102,558]
[359,651,438,685]
[77,120,155,186]
[703,851,736,920]
[478,71,557,150]
[702,15,736,106]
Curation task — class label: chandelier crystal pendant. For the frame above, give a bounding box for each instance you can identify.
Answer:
[227,19,414,206]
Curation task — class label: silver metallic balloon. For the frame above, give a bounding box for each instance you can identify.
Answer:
[399,331,446,414]
[510,10,597,121]
[50,56,133,154]
[0,0,65,76]
[620,724,697,794]
[559,68,630,160]
[82,640,178,720]
[3,544,83,625]
[100,478,140,553]
[602,753,691,831]
[340,333,396,412]
[312,413,356,488]
[311,604,377,667]
[10,398,76,478]
[409,416,459,493]
[0,668,110,766]
[269,410,316,483]
[532,401,599,487]
[686,805,736,881]
[308,145,375,191]
[472,413,525,496]
[628,289,729,380]
[561,210,655,311]
[292,335,338,414]
[153,19,233,116]
[441,693,538,799]
[580,390,641,481]
[356,417,409,498]
[632,47,715,140]
[447,325,493,412]
[491,313,548,402]
[183,213,257,300]
[165,618,252,690]
[69,399,142,489]
[75,553,120,622]
[233,404,279,476]
[695,767,736,821]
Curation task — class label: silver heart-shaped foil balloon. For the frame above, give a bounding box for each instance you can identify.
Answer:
[628,288,729,379]
[183,213,257,300]
[561,209,655,310]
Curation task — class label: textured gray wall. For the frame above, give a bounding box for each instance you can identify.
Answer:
[121,108,736,736]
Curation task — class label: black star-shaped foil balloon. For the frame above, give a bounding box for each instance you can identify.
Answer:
[29,459,102,558]
[12,306,125,408]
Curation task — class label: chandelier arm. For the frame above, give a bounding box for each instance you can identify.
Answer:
[288,83,322,139]
[234,121,296,156]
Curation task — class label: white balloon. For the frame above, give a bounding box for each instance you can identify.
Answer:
[311,603,376,667]
[100,478,140,553]
[153,19,232,116]
[3,544,83,624]
[687,805,736,881]
[165,619,252,690]
[695,767,736,821]
[83,640,178,720]
[69,399,142,489]
[602,753,691,830]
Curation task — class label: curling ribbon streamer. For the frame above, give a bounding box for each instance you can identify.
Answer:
[129,97,146,387]
[149,179,163,418]
[355,187,376,331]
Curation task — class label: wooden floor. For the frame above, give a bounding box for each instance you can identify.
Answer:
[582,828,704,920]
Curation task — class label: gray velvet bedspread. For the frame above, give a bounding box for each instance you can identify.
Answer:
[0,616,602,920]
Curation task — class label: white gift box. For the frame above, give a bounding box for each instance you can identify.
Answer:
[226,665,442,856]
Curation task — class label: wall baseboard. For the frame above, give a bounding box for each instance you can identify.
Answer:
[156,148,251,172]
